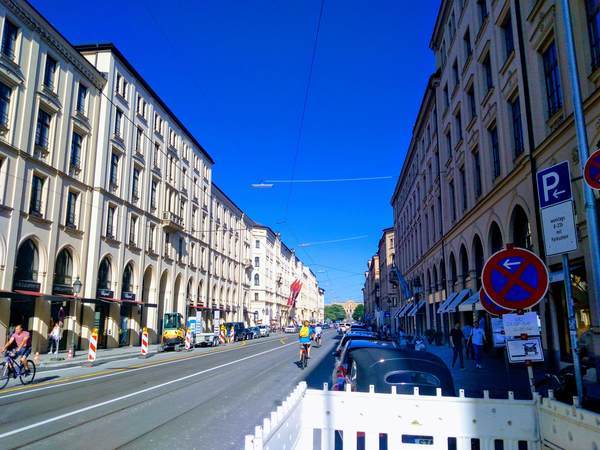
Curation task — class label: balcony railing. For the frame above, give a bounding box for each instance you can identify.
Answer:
[161,211,183,231]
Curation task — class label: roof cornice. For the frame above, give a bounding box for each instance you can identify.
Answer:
[5,0,105,89]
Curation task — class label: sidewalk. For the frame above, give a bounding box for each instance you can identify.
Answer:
[424,342,538,399]
[35,344,161,371]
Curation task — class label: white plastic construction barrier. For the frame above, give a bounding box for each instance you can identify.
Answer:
[185,330,192,351]
[245,383,600,450]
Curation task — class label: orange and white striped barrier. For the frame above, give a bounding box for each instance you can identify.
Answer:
[87,328,98,364]
[33,352,40,366]
[67,348,73,360]
[185,329,192,351]
[219,329,226,345]
[140,327,149,357]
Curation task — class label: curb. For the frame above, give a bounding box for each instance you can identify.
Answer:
[37,350,159,372]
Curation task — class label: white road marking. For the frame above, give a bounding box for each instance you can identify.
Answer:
[0,340,297,439]
[0,336,285,400]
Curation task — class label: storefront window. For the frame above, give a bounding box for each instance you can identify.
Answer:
[14,239,39,283]
[54,249,73,285]
[97,258,112,290]
[122,264,133,293]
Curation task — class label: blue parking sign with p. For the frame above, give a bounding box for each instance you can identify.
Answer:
[536,161,572,208]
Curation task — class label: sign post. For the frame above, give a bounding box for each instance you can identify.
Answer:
[536,161,583,404]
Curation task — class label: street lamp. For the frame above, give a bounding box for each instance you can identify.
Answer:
[71,276,82,356]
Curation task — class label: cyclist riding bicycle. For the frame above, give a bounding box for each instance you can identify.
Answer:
[314,324,323,345]
[298,320,314,362]
[2,324,31,374]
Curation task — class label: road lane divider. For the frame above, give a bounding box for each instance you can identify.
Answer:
[0,334,290,399]
[0,340,298,440]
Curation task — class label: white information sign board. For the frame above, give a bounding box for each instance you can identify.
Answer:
[213,310,220,335]
[540,201,578,256]
[506,337,544,362]
[195,311,203,334]
[491,318,506,348]
[502,312,540,337]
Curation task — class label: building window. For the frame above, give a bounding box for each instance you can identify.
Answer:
[0,81,11,127]
[76,83,87,115]
[449,10,456,41]
[477,0,488,26]
[164,231,170,257]
[443,84,449,109]
[464,29,472,60]
[114,108,123,137]
[132,167,140,201]
[110,153,119,187]
[106,205,116,238]
[587,0,600,70]
[483,54,493,93]
[154,143,160,168]
[255,239,260,249]
[455,109,463,142]
[136,127,143,153]
[542,42,563,117]
[35,109,51,149]
[441,39,447,66]
[1,19,18,60]
[151,180,157,210]
[467,86,476,121]
[130,216,138,245]
[66,191,77,227]
[473,150,482,198]
[254,256,260,267]
[178,237,184,262]
[449,180,456,222]
[30,175,44,215]
[502,15,514,60]
[43,55,57,90]
[254,273,260,286]
[510,96,524,158]
[445,130,452,159]
[148,224,155,252]
[452,60,459,88]
[460,167,467,212]
[70,132,82,169]
[489,126,501,179]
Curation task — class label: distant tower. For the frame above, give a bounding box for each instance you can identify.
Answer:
[343,300,358,320]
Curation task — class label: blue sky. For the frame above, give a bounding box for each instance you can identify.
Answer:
[35,0,439,302]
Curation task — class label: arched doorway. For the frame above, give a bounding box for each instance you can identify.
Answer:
[158,270,169,335]
[448,253,457,292]
[459,245,469,289]
[511,205,531,249]
[173,274,183,316]
[472,235,484,289]
[489,221,503,254]
[53,248,73,289]
[11,239,41,332]
[96,257,113,348]
[141,266,154,340]
[120,263,135,346]
[186,278,194,319]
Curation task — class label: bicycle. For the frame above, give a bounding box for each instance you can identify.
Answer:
[314,333,322,347]
[0,350,36,389]
[300,343,310,370]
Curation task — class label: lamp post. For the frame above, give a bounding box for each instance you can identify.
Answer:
[71,276,82,356]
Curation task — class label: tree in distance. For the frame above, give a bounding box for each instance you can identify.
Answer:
[324,304,346,322]
[352,304,364,322]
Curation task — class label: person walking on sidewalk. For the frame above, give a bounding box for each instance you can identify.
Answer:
[471,322,486,368]
[449,323,464,369]
[462,322,473,360]
[48,321,61,355]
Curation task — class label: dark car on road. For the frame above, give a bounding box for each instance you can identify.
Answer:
[334,331,380,357]
[246,327,260,339]
[340,347,455,396]
[332,339,398,388]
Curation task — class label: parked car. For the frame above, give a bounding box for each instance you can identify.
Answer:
[238,328,255,340]
[258,325,270,337]
[284,324,297,333]
[334,331,380,357]
[224,322,246,341]
[332,339,398,389]
[247,327,261,339]
[343,348,455,396]
[322,323,330,330]
[338,323,352,334]
[349,324,367,332]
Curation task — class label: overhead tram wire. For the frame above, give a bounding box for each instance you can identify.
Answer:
[282,0,326,222]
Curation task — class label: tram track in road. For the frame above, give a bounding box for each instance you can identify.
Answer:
[0,334,289,400]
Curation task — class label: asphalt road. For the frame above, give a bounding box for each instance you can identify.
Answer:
[0,330,338,450]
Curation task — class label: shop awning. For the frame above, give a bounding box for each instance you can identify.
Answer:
[444,289,471,313]
[437,292,458,314]
[396,303,413,318]
[458,290,483,312]
[407,300,426,317]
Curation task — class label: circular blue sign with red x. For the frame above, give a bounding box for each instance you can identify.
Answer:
[584,149,600,190]
[479,289,513,316]
[482,247,549,310]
